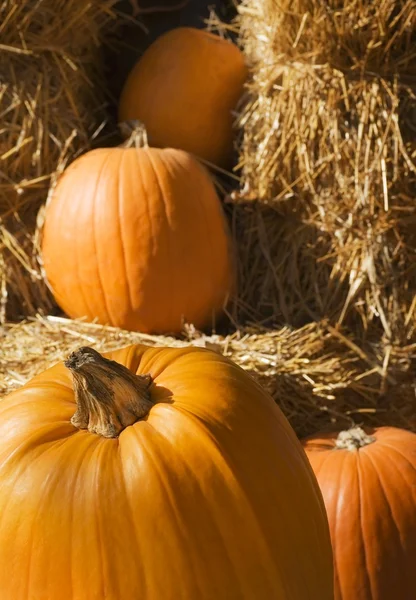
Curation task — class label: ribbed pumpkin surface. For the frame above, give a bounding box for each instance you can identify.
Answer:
[0,345,333,599]
[118,27,247,167]
[42,146,233,333]
[303,426,416,600]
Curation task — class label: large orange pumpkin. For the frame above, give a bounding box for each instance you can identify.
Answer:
[41,133,234,334]
[118,27,247,167]
[303,426,416,600]
[0,345,333,599]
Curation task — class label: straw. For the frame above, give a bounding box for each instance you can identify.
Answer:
[0,0,122,321]
[234,0,416,344]
[1,316,414,437]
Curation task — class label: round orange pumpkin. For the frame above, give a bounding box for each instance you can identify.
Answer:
[303,426,416,600]
[118,27,247,167]
[41,134,234,334]
[0,344,333,599]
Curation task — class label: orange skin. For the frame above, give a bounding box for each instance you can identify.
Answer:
[42,145,234,334]
[303,427,416,600]
[118,27,248,167]
[0,345,333,599]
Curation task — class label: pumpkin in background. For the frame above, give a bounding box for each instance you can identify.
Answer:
[303,426,416,600]
[118,27,247,167]
[41,129,234,334]
[0,344,333,599]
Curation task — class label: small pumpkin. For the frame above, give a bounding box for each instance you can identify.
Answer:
[303,426,416,600]
[0,345,333,599]
[118,27,247,167]
[41,128,234,334]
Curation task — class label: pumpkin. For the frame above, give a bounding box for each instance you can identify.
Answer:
[0,344,333,599]
[41,129,234,334]
[303,426,416,600]
[118,27,247,167]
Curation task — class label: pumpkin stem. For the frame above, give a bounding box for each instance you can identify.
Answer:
[65,347,153,438]
[335,426,376,451]
[119,120,149,149]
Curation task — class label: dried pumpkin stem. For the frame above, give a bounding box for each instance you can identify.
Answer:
[335,426,376,451]
[119,119,149,149]
[65,347,153,439]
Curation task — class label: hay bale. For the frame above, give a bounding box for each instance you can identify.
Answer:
[228,202,344,327]
[0,0,121,321]
[235,0,416,343]
[1,316,414,437]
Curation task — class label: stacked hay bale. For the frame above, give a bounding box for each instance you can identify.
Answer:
[0,0,119,321]
[229,0,416,433]
[235,0,415,339]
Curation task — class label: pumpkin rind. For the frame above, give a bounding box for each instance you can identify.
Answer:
[303,426,416,600]
[118,27,248,167]
[0,345,333,599]
[41,145,234,333]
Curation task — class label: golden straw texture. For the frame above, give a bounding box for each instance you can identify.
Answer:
[1,316,414,437]
[0,0,120,321]
[235,0,416,343]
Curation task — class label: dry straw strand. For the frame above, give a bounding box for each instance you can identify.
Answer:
[234,0,416,343]
[0,0,122,321]
[1,316,415,438]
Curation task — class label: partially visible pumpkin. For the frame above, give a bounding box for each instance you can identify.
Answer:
[118,27,247,167]
[41,131,234,334]
[0,344,334,599]
[303,426,416,600]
